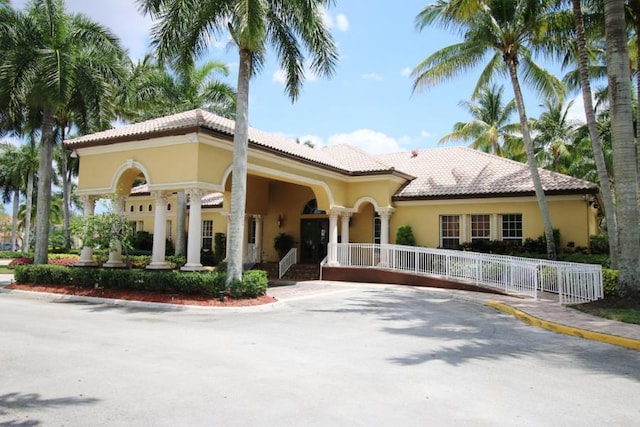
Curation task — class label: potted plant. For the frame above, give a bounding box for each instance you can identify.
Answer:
[274,232,294,259]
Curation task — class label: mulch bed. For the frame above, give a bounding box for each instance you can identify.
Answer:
[5,283,277,307]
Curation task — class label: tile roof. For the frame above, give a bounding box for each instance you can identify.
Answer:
[66,109,393,175]
[69,110,598,199]
[375,147,598,199]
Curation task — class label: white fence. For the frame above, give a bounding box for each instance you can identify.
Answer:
[327,243,603,304]
[279,248,297,279]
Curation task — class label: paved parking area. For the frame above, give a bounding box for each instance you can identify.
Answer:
[1,283,639,426]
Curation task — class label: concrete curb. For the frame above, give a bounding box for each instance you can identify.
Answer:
[486,300,640,351]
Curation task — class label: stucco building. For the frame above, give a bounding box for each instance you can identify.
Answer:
[66,109,599,270]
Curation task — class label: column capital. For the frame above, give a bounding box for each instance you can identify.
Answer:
[185,188,207,200]
[376,207,395,218]
[151,190,170,203]
[252,214,263,220]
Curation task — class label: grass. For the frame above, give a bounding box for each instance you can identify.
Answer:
[572,297,640,325]
[0,266,12,274]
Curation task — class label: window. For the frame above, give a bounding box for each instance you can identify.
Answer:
[129,221,137,235]
[501,214,523,242]
[373,213,381,244]
[139,205,143,212]
[166,220,172,242]
[130,205,134,213]
[148,204,153,212]
[440,215,460,249]
[248,217,257,244]
[202,220,213,251]
[167,203,172,211]
[471,215,491,242]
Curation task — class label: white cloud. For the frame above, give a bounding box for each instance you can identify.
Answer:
[336,14,350,32]
[565,95,587,124]
[401,67,412,77]
[420,130,432,139]
[321,8,349,32]
[272,69,287,84]
[327,129,403,154]
[362,73,383,81]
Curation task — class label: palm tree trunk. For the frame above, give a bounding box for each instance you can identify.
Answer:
[22,169,33,252]
[506,61,556,259]
[226,47,252,284]
[34,107,55,264]
[571,0,618,268]
[61,126,71,251]
[604,0,640,296]
[11,188,19,251]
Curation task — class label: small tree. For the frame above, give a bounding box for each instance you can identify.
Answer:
[396,225,417,246]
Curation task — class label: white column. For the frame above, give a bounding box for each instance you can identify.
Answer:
[254,215,263,263]
[175,191,187,256]
[491,214,499,241]
[341,212,351,244]
[328,209,340,266]
[147,191,171,269]
[182,189,205,271]
[77,195,98,267]
[103,195,126,268]
[378,208,394,245]
[460,214,468,244]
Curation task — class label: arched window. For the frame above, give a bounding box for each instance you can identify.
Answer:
[130,205,134,212]
[148,204,153,212]
[167,203,172,211]
[139,205,143,212]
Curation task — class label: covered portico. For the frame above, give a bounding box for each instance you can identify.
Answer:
[66,110,407,270]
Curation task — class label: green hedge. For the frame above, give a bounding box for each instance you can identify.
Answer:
[602,268,619,297]
[12,264,267,299]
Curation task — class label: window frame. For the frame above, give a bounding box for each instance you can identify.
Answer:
[440,215,460,249]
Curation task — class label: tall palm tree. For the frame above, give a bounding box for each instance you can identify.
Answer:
[138,0,339,282]
[18,136,39,251]
[125,56,237,121]
[0,0,126,264]
[412,0,564,259]
[531,96,577,173]
[604,0,640,296]
[555,0,619,268]
[0,142,22,250]
[440,83,519,156]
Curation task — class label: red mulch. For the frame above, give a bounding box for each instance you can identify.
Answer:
[6,283,277,307]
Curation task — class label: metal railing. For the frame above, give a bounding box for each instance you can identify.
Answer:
[327,243,603,304]
[278,248,297,279]
[243,243,258,270]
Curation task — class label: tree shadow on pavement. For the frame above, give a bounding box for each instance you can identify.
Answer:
[0,392,100,426]
[309,287,640,381]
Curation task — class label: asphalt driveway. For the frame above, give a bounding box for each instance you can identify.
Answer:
[1,283,639,426]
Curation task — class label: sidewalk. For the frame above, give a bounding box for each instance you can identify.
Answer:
[2,272,639,350]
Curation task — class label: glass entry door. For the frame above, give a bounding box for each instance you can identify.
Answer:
[300,218,329,263]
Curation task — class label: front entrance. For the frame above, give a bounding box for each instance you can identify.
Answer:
[300,218,329,263]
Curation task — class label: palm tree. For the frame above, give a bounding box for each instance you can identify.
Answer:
[0,142,22,250]
[0,0,126,263]
[555,0,619,268]
[138,0,338,282]
[604,0,640,296]
[412,0,564,259]
[18,136,39,251]
[125,56,237,121]
[531,96,577,173]
[440,83,519,156]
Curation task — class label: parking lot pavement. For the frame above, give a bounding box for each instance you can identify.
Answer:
[1,282,640,426]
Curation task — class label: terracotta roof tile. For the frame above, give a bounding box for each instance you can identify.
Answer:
[376,147,597,199]
[66,109,391,174]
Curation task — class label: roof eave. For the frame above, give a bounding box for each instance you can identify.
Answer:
[392,187,599,202]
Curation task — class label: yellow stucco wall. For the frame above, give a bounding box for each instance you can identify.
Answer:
[391,196,596,249]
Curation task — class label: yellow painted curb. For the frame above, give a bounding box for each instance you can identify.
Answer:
[485,301,640,351]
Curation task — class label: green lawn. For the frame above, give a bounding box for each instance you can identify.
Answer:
[0,266,12,274]
[572,298,640,325]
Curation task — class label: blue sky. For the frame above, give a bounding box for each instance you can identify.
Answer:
[8,0,587,155]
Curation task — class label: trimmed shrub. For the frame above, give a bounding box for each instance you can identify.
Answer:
[396,225,417,246]
[602,268,619,297]
[228,270,268,298]
[69,267,100,288]
[14,265,34,283]
[14,264,70,285]
[590,234,609,255]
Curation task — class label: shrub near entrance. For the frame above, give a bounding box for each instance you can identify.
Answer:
[13,265,268,299]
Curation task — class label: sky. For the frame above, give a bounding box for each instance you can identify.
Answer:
[8,0,588,156]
